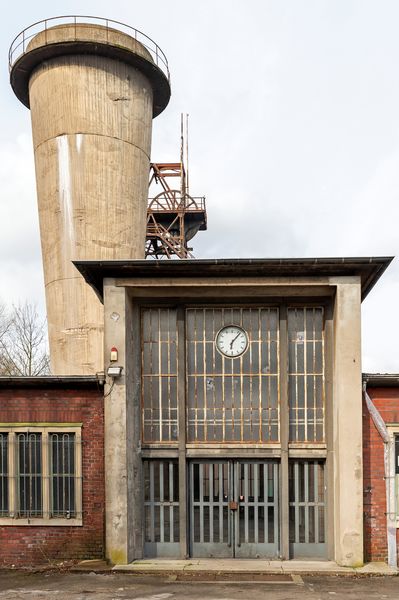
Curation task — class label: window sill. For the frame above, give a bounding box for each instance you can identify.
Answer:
[0,517,83,527]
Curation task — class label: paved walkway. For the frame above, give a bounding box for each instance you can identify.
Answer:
[112,558,397,576]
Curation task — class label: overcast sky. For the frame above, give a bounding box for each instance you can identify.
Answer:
[1,0,399,372]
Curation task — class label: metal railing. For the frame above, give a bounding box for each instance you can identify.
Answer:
[148,194,206,213]
[9,15,170,82]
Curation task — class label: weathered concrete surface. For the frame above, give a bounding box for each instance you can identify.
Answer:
[0,571,398,599]
[333,280,363,567]
[103,281,130,565]
[15,22,166,375]
[113,558,397,575]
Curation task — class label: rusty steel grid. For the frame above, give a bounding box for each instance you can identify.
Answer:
[288,308,325,444]
[186,308,280,445]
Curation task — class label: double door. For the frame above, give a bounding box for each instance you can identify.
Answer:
[189,460,279,558]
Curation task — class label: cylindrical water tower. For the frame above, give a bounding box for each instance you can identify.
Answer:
[9,17,170,375]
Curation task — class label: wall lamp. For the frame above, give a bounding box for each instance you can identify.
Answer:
[107,365,123,378]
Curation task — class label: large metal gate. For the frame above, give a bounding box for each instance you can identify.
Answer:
[189,460,279,558]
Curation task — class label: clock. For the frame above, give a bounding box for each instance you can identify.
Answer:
[215,325,249,358]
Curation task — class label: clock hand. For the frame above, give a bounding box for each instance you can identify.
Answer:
[230,332,241,348]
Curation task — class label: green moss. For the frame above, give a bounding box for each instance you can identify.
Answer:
[108,548,127,565]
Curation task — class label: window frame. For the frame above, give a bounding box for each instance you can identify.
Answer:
[0,424,82,526]
[386,424,399,528]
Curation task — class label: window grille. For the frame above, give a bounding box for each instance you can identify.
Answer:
[18,433,42,517]
[50,433,76,518]
[0,433,8,517]
[288,307,325,443]
[144,460,180,556]
[395,435,399,518]
[142,309,178,443]
[289,459,326,553]
[0,426,82,525]
[186,308,279,443]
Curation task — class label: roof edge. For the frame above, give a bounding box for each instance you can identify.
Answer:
[73,256,394,302]
[363,373,399,387]
[0,376,104,389]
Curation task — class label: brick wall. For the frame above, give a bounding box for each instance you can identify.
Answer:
[363,387,399,563]
[0,383,104,567]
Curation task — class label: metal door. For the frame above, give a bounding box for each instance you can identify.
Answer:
[189,460,279,558]
[288,459,326,558]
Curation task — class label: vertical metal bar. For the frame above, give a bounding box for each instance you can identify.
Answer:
[203,309,207,442]
[267,310,271,441]
[159,462,164,543]
[194,311,198,441]
[189,463,194,551]
[177,307,187,557]
[263,463,268,543]
[279,305,289,559]
[274,462,279,546]
[42,432,49,519]
[258,309,261,443]
[149,461,155,542]
[294,461,300,543]
[222,312,226,442]
[304,309,308,441]
[236,462,240,551]
[168,310,171,441]
[254,463,259,544]
[313,309,317,442]
[209,463,214,543]
[294,310,299,442]
[169,462,174,543]
[219,463,223,543]
[314,461,319,544]
[227,462,232,549]
[304,461,309,544]
[199,464,204,543]
[158,309,162,441]
[244,462,249,544]
[240,309,244,442]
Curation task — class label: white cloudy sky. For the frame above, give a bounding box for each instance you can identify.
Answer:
[1,0,399,372]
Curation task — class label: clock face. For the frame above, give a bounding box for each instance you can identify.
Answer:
[215,325,249,358]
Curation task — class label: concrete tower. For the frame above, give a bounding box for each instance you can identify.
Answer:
[9,17,170,375]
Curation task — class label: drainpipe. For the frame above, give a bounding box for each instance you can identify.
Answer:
[363,382,397,568]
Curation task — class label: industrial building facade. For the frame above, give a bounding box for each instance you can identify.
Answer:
[73,257,392,566]
[1,258,399,567]
[1,17,398,570]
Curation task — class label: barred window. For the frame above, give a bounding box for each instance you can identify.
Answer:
[288,307,325,443]
[0,426,82,525]
[18,432,43,517]
[395,435,399,520]
[51,433,76,518]
[0,433,8,517]
[142,308,178,443]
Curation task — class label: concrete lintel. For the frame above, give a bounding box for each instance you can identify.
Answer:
[117,276,333,287]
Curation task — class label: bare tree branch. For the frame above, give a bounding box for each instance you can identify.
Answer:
[0,302,50,376]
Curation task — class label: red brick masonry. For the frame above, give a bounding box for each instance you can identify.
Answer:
[363,386,399,563]
[0,380,104,567]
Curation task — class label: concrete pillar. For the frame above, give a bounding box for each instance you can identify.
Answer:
[103,279,142,565]
[9,22,170,375]
[332,278,363,566]
[103,280,129,564]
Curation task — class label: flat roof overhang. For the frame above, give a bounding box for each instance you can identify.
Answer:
[363,373,399,387]
[73,257,394,303]
[0,376,103,389]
